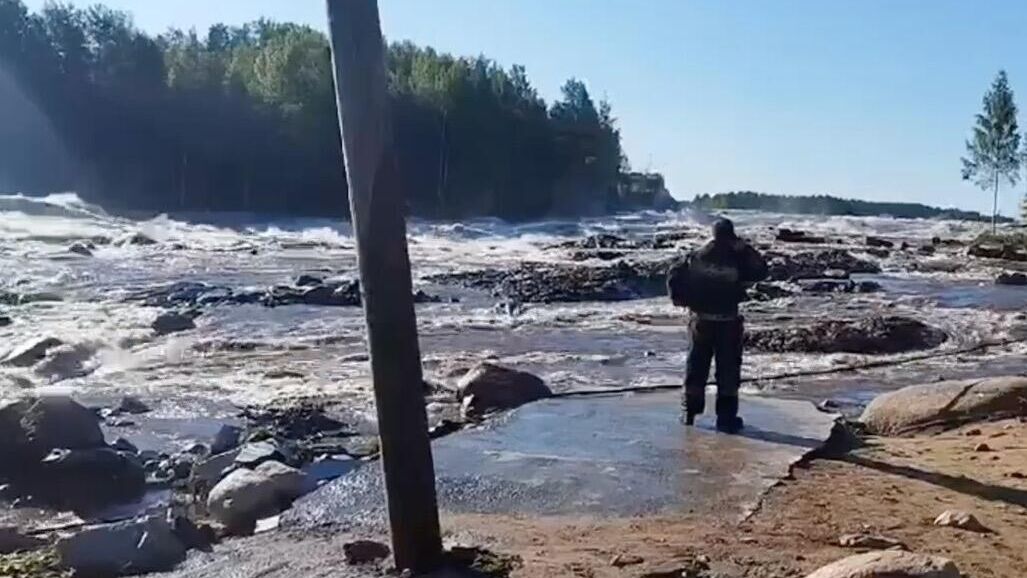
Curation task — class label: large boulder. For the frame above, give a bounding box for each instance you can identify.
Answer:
[152,311,197,335]
[861,376,1027,435]
[0,396,104,466]
[0,397,145,511]
[207,460,307,533]
[458,363,553,419]
[57,515,186,576]
[746,316,947,355]
[804,551,959,578]
[35,447,146,511]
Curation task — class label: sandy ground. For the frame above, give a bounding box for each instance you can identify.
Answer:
[441,418,1027,578]
[153,417,1027,578]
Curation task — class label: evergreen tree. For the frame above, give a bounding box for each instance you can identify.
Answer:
[962,70,1021,232]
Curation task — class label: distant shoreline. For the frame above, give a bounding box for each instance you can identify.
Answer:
[693,191,1015,223]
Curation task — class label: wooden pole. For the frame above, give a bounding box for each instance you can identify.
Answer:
[324,1,443,572]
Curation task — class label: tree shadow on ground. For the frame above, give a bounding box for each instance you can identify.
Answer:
[840,453,1027,508]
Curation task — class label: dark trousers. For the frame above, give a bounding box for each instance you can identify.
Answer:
[685,317,744,399]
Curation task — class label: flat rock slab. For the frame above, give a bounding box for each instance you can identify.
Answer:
[286,392,836,532]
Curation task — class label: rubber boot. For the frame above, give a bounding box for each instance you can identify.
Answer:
[715,396,744,434]
[683,393,706,426]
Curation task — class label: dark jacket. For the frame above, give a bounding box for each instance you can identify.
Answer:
[677,239,768,318]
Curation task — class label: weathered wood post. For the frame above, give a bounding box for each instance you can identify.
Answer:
[324,0,443,572]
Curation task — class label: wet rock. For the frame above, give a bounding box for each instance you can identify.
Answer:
[68,242,94,256]
[866,248,891,259]
[554,233,635,250]
[152,311,197,335]
[210,424,243,455]
[0,396,103,464]
[0,290,62,306]
[917,245,936,255]
[861,376,1027,435]
[747,282,794,301]
[413,289,444,304]
[1,337,63,367]
[126,281,230,308]
[767,250,880,281]
[777,228,826,244]
[31,343,95,380]
[57,515,186,576]
[838,533,907,550]
[458,363,553,419]
[969,243,1027,262]
[933,510,991,533]
[36,447,146,510]
[343,540,391,565]
[263,279,361,307]
[207,461,308,534]
[117,395,151,415]
[996,272,1027,286]
[0,526,46,555]
[240,402,350,440]
[866,236,894,248]
[429,259,673,303]
[974,442,992,452]
[916,259,962,273]
[294,274,324,287]
[799,279,882,294]
[746,316,946,355]
[804,551,959,578]
[118,232,158,246]
[0,315,10,327]
[569,249,626,262]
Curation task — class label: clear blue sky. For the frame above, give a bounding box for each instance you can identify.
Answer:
[23,0,1027,216]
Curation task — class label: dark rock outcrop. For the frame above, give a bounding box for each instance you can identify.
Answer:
[767,250,881,281]
[776,228,826,244]
[68,241,95,256]
[996,272,1027,286]
[570,249,626,262]
[746,316,947,354]
[429,260,673,303]
[0,396,145,511]
[152,311,198,335]
[798,279,882,294]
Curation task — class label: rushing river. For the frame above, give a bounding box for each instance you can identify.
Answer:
[1,192,1025,451]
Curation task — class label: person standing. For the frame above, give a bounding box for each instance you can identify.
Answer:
[667,218,768,433]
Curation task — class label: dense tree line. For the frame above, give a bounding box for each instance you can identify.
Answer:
[693,191,1009,222]
[0,1,626,219]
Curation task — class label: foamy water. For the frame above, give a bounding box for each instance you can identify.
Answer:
[1,192,1024,432]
